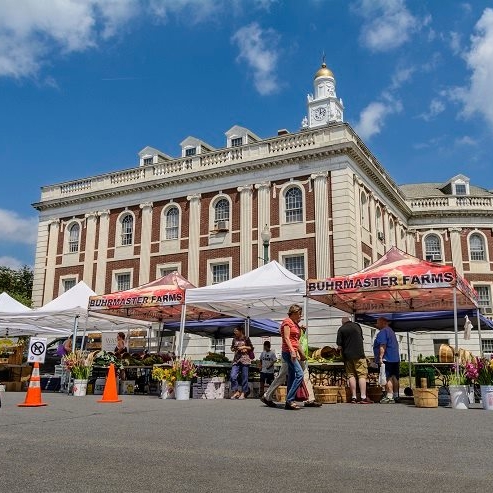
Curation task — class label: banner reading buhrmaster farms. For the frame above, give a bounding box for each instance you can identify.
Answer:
[307,247,478,314]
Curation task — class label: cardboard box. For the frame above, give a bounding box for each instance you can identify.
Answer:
[119,380,135,395]
[5,381,23,392]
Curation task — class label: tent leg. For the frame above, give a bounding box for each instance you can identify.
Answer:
[476,308,483,357]
[157,320,163,353]
[178,304,186,358]
[406,331,411,383]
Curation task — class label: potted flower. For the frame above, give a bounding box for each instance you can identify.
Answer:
[448,364,469,410]
[465,356,493,410]
[62,350,95,396]
[172,357,197,400]
[151,366,174,399]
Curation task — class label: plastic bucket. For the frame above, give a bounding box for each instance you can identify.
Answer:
[175,381,191,400]
[449,385,469,410]
[480,385,493,410]
[73,379,88,397]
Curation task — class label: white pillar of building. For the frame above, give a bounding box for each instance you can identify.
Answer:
[237,185,253,274]
[31,219,51,307]
[139,202,154,285]
[83,212,98,285]
[353,176,363,270]
[41,219,60,305]
[255,182,271,266]
[449,227,464,275]
[311,172,330,278]
[187,194,201,286]
[95,210,110,295]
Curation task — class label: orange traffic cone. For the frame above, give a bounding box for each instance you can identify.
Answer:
[18,362,47,407]
[97,363,122,403]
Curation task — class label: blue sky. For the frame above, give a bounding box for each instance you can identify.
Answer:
[1,0,493,270]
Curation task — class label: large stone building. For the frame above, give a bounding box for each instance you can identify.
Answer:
[31,62,493,359]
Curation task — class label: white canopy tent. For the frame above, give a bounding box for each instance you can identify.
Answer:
[0,282,149,341]
[183,261,334,356]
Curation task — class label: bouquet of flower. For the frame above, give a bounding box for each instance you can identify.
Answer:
[465,356,493,386]
[449,364,468,386]
[173,357,197,381]
[62,349,95,380]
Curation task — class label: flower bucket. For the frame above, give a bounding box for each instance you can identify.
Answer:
[73,379,88,397]
[480,385,493,410]
[175,380,191,400]
[160,381,174,399]
[449,385,469,410]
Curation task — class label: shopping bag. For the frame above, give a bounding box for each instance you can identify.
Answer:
[378,363,387,386]
[294,381,309,402]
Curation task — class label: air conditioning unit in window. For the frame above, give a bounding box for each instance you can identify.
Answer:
[377,231,384,241]
[481,307,493,315]
[214,220,229,232]
[431,254,442,262]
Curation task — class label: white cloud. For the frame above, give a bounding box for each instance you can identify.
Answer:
[455,135,477,146]
[0,0,139,79]
[454,8,493,129]
[354,0,419,52]
[0,256,25,270]
[354,101,393,140]
[0,209,38,245]
[149,0,222,25]
[232,23,281,96]
[419,98,446,121]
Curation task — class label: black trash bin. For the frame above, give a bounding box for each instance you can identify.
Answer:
[415,367,435,388]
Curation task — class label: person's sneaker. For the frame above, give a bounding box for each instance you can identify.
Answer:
[393,396,400,403]
[359,397,373,404]
[350,397,358,404]
[380,396,395,404]
[260,395,276,407]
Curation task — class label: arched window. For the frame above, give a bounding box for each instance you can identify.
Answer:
[470,233,485,261]
[424,234,442,261]
[214,198,230,227]
[388,218,395,246]
[68,223,80,253]
[285,187,303,223]
[165,207,179,240]
[360,192,369,229]
[121,214,133,246]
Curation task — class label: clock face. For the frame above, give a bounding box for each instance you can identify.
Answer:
[313,107,327,121]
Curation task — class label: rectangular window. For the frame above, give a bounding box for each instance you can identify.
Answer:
[159,267,178,277]
[433,338,449,357]
[185,147,196,156]
[475,286,491,306]
[210,338,226,356]
[482,339,493,354]
[284,255,305,280]
[143,157,153,165]
[116,273,131,291]
[63,279,76,292]
[455,184,467,195]
[212,264,229,284]
[231,137,243,147]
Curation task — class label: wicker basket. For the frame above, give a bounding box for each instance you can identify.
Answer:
[275,385,287,403]
[314,385,338,404]
[438,344,454,363]
[414,388,438,408]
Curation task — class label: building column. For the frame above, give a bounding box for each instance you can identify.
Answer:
[255,182,271,266]
[139,202,154,285]
[187,194,201,285]
[449,227,464,276]
[41,219,60,305]
[353,176,363,269]
[31,219,51,307]
[237,185,253,274]
[311,172,330,278]
[95,210,110,295]
[83,212,98,285]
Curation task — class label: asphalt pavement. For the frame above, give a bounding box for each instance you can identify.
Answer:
[1,392,492,493]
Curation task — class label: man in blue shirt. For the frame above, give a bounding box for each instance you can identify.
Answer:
[373,317,400,403]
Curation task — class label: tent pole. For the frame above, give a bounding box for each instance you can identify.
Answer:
[178,304,186,358]
[476,307,483,357]
[303,296,308,327]
[245,317,251,338]
[157,319,163,353]
[72,315,79,351]
[406,331,411,382]
[453,287,458,354]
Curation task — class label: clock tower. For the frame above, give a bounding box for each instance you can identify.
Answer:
[302,60,344,129]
